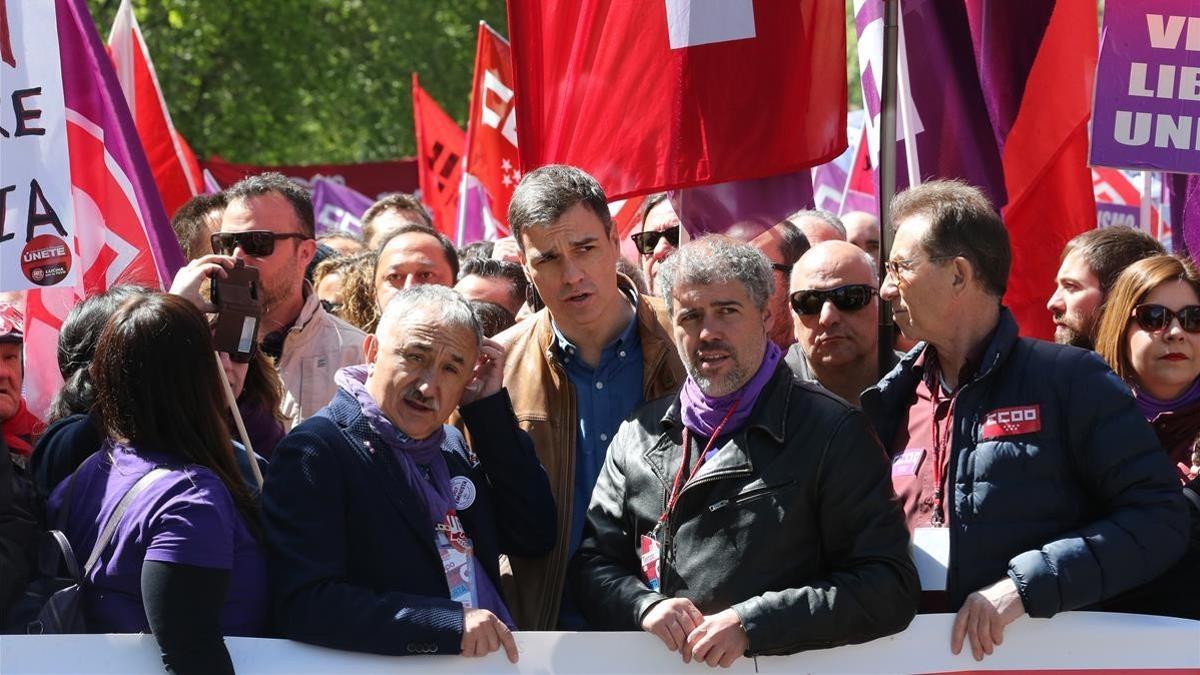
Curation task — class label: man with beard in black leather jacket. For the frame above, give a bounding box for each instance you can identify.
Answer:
[570,236,919,668]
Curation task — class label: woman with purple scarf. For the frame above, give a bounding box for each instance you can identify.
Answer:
[1096,254,1200,619]
[261,285,555,661]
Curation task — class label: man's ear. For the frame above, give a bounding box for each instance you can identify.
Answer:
[363,334,379,371]
[298,238,318,268]
[951,256,972,293]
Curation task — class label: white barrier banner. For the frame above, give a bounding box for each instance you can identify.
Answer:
[2,613,1198,674]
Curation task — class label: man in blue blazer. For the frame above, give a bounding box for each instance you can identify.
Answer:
[262,285,556,661]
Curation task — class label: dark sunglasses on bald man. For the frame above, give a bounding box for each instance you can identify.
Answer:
[630,226,680,255]
[211,230,310,257]
[1131,304,1200,334]
[790,284,877,316]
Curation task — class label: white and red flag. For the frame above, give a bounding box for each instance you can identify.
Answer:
[507,0,846,199]
[107,0,203,219]
[3,0,184,417]
[460,22,519,241]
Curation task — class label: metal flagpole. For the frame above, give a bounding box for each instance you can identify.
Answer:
[878,0,900,379]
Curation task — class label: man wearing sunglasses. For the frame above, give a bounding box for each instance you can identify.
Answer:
[631,194,683,295]
[218,173,366,426]
[786,241,895,407]
[862,180,1186,663]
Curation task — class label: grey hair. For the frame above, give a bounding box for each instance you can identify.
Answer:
[658,236,774,315]
[507,165,612,249]
[791,209,846,238]
[378,285,482,348]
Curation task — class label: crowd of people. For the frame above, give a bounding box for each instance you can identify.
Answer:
[0,165,1196,673]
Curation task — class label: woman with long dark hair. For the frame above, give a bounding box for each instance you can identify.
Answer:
[46,293,268,673]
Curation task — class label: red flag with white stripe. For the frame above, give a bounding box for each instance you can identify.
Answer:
[107,0,203,219]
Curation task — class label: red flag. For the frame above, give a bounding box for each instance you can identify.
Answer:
[464,22,519,235]
[507,0,846,199]
[107,0,202,219]
[966,0,1097,340]
[412,74,465,238]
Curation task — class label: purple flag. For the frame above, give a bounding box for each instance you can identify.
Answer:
[311,177,373,237]
[455,173,502,245]
[854,0,1006,206]
[669,171,814,241]
[1090,0,1200,173]
[1183,174,1200,266]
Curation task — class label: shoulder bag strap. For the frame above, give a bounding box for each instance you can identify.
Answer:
[82,467,172,576]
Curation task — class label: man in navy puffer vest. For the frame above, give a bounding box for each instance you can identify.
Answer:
[862,180,1188,662]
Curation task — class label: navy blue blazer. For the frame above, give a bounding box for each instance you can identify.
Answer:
[262,388,556,655]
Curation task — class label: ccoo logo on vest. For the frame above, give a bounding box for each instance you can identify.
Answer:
[981,405,1042,440]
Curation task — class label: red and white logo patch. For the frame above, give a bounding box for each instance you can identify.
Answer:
[981,405,1041,440]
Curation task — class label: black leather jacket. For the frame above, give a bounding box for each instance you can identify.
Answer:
[570,363,919,656]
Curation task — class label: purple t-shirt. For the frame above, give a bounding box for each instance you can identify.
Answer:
[46,444,268,636]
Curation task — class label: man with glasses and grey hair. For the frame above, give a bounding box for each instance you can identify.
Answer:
[863,179,1187,662]
[571,235,918,668]
[786,240,895,407]
[209,172,365,426]
[262,285,555,662]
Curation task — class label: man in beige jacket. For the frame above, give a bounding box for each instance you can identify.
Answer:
[217,172,365,427]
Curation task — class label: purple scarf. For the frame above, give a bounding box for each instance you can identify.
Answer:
[1135,377,1200,421]
[334,366,513,626]
[679,342,783,439]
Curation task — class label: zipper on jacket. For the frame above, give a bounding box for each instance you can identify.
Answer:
[707,481,795,512]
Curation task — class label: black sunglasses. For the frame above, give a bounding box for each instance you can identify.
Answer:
[211,230,309,257]
[630,226,680,255]
[790,284,877,316]
[1131,304,1200,334]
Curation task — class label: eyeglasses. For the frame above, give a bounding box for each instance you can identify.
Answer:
[1131,304,1200,334]
[790,284,877,316]
[630,226,680,255]
[770,262,793,275]
[883,255,960,279]
[211,230,310,257]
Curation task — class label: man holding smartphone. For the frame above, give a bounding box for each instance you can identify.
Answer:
[212,172,366,426]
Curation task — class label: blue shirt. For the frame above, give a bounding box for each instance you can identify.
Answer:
[552,304,643,628]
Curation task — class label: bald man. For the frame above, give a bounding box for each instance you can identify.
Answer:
[842,211,881,264]
[788,209,846,246]
[785,241,899,407]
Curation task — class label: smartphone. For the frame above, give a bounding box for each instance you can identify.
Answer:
[211,260,263,361]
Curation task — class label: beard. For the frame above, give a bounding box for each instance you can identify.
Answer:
[1052,313,1096,350]
[684,343,750,397]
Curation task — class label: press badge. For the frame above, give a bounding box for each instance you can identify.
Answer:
[639,533,662,591]
[892,448,925,477]
[436,512,479,608]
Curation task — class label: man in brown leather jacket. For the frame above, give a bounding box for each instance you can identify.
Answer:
[498,165,684,630]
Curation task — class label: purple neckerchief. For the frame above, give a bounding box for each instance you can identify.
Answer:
[333,366,514,626]
[679,342,783,440]
[1135,377,1200,421]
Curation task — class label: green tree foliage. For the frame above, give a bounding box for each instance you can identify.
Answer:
[86,0,506,164]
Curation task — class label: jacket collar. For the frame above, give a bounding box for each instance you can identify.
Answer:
[860,306,1020,438]
[650,360,792,479]
[319,389,442,561]
[534,274,678,377]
